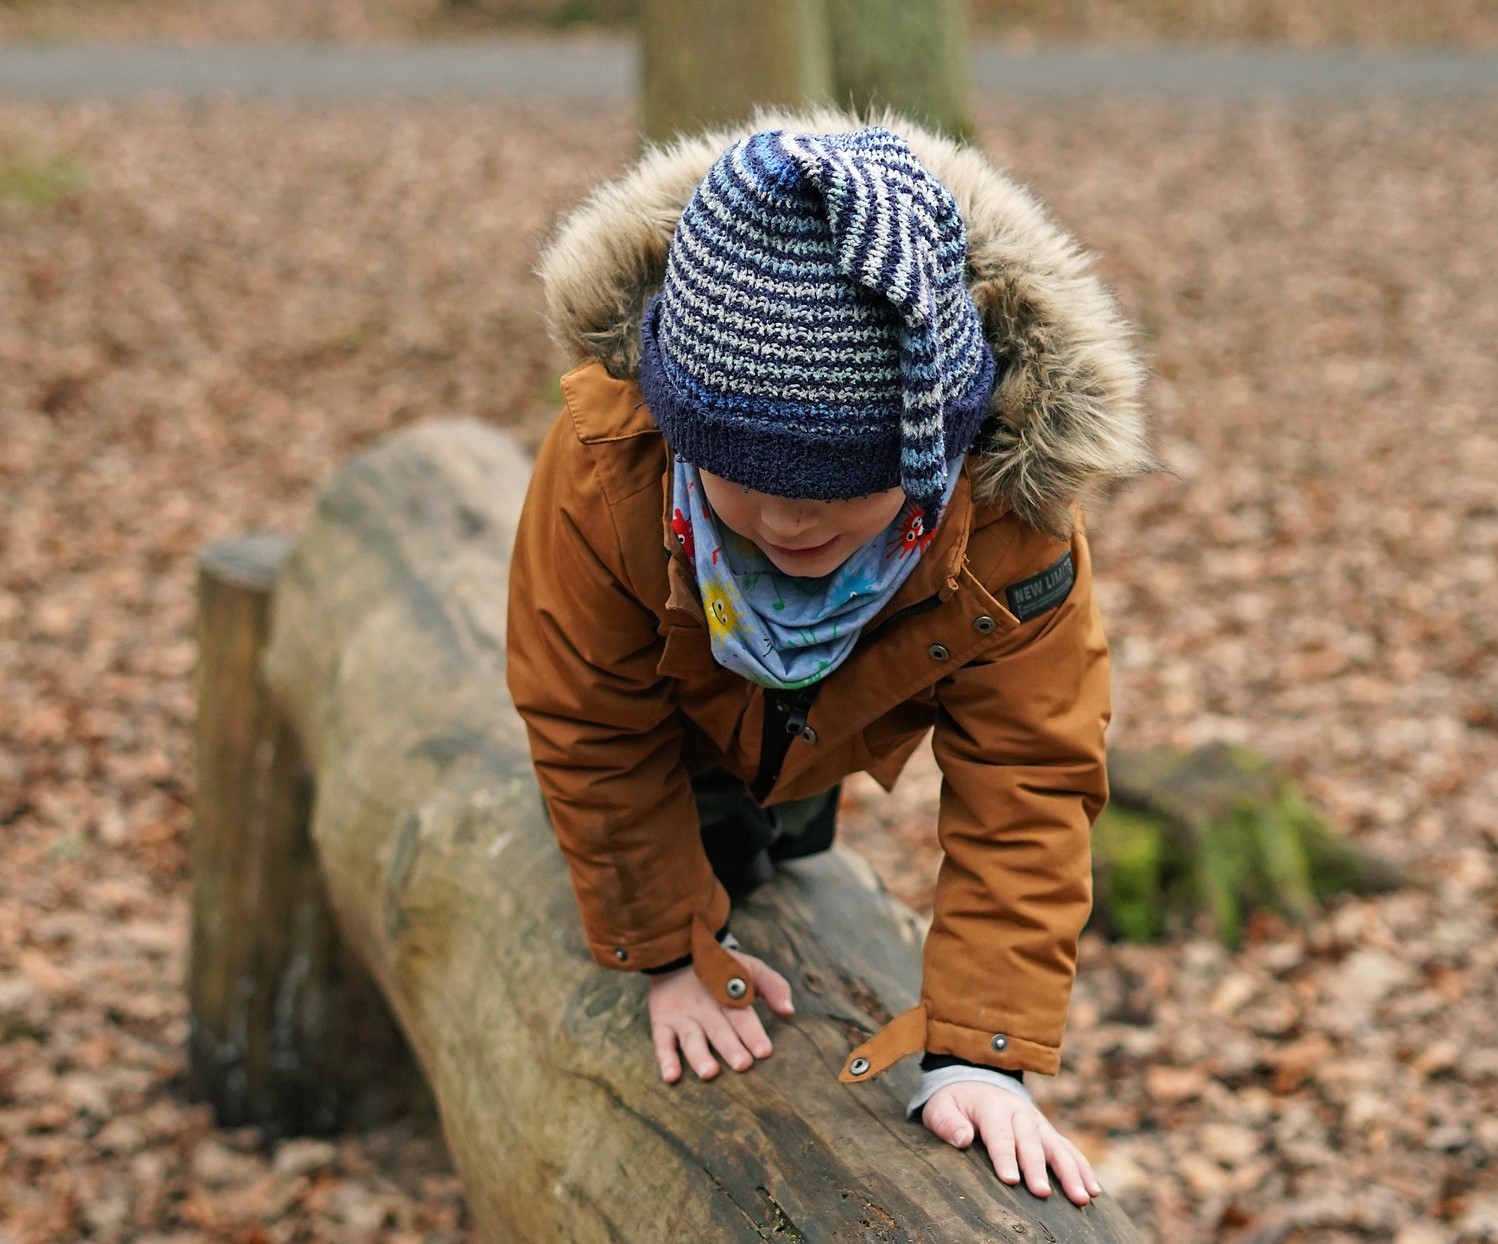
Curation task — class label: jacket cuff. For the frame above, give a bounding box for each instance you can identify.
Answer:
[839,1004,927,1082]
[920,1051,1023,1081]
[688,912,755,1007]
[840,1003,1061,1083]
[641,924,735,976]
[925,1014,1059,1076]
[585,880,731,973]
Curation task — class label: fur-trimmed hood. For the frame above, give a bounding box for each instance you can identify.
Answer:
[537,105,1154,538]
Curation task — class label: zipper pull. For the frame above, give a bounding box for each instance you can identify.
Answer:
[783,683,819,737]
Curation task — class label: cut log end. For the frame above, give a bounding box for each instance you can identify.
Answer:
[198,530,294,590]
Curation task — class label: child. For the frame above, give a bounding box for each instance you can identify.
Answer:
[507,110,1150,1208]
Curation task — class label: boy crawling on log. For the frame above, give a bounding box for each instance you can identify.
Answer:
[507,111,1151,1208]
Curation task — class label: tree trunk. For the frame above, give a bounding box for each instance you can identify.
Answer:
[640,0,832,143]
[257,417,1145,1243]
[826,0,975,140]
[639,0,974,145]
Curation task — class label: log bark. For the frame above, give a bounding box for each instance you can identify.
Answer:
[259,417,1146,1243]
[190,535,431,1137]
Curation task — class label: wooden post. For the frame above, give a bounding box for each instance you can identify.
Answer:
[190,533,432,1138]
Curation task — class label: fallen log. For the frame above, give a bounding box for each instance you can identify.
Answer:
[248,416,1145,1242]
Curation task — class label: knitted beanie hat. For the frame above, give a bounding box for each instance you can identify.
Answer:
[637,126,997,507]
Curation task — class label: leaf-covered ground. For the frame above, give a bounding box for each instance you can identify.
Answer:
[1,95,1495,1243]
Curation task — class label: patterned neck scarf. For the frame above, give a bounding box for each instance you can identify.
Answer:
[670,457,962,690]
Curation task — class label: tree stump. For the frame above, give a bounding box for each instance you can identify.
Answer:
[250,416,1146,1243]
[1092,742,1408,946]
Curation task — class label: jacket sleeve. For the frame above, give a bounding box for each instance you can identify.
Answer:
[922,516,1110,1076]
[505,410,731,973]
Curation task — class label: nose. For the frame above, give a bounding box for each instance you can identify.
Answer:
[759,497,816,542]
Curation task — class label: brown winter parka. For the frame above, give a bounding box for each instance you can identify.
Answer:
[507,106,1153,1082]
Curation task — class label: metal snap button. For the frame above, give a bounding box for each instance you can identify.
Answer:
[928,643,950,661]
[613,947,628,962]
[973,615,996,634]
[800,725,818,744]
[990,1033,1008,1053]
[726,977,748,1000]
[849,1057,870,1076]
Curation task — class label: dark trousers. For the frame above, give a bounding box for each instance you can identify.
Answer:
[691,768,841,899]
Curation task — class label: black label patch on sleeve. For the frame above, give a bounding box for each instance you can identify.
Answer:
[1005,550,1075,622]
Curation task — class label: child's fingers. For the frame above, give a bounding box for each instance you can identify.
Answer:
[745,957,795,1016]
[973,1102,1021,1185]
[651,1023,682,1084]
[1040,1127,1091,1206]
[677,1023,720,1080]
[725,1003,774,1060]
[920,1092,975,1148]
[1009,1109,1051,1197]
[699,1010,755,1073]
[1071,1141,1104,1197]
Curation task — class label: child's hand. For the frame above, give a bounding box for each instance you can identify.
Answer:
[921,1082,1102,1207]
[647,950,794,1083]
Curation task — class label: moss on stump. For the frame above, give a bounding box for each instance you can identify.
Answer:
[1092,743,1407,946]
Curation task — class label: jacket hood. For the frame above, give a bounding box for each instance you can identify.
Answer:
[536,105,1155,538]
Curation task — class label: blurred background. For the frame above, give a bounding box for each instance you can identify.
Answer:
[2,0,1498,44]
[1,3,1496,1242]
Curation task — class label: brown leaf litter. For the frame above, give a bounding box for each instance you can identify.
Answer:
[1,94,1496,1242]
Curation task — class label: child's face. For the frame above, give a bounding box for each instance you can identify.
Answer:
[698,469,907,579]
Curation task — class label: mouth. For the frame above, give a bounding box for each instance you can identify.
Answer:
[767,537,837,558]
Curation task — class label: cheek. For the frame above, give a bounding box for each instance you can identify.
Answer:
[710,496,758,539]
[842,496,907,542]
[698,477,753,534]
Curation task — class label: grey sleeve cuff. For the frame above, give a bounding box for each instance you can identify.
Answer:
[906,1065,1036,1122]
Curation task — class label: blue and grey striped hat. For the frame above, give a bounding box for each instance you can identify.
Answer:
[637,126,996,506]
